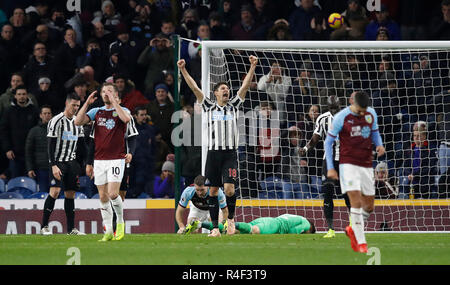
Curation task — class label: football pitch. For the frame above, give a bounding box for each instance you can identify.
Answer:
[0,233,449,265]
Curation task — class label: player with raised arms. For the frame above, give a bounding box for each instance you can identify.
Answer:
[177,55,258,237]
[75,83,132,242]
[325,91,385,253]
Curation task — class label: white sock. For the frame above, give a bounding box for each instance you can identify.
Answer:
[100,200,114,234]
[362,209,371,224]
[111,196,124,224]
[350,207,366,245]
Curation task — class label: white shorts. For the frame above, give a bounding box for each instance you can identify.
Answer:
[339,163,375,196]
[187,202,224,234]
[93,159,125,186]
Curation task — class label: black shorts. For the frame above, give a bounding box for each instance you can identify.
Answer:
[205,149,238,187]
[322,159,343,195]
[49,160,81,191]
[120,165,130,192]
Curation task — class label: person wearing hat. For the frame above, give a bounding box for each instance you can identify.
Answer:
[374,161,398,199]
[35,76,59,112]
[113,73,149,113]
[230,4,259,40]
[145,83,174,151]
[137,32,174,94]
[153,160,175,198]
[364,4,401,40]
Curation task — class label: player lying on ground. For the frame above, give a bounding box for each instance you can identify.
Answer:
[184,214,316,235]
[176,175,228,234]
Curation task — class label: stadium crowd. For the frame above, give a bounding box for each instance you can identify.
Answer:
[0,0,449,199]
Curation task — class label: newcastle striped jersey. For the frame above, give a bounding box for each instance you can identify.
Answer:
[202,94,244,150]
[47,112,84,162]
[314,111,340,161]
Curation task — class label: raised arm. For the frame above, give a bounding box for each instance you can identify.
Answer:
[237,55,258,100]
[177,59,205,103]
[75,91,97,126]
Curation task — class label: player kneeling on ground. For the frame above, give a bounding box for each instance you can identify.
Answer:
[177,175,228,234]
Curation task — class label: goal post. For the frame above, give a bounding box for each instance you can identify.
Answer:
[197,40,450,232]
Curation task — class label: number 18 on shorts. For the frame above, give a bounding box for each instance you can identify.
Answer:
[93,159,126,186]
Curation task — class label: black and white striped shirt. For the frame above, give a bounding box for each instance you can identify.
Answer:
[202,95,243,150]
[314,111,340,161]
[47,112,84,162]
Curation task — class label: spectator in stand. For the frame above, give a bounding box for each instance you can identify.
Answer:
[160,19,176,40]
[129,106,156,198]
[137,32,174,95]
[114,73,149,113]
[208,11,229,40]
[305,13,329,40]
[54,27,84,89]
[257,59,292,124]
[231,4,260,40]
[9,7,31,41]
[0,24,24,77]
[34,77,60,113]
[267,19,293,40]
[0,85,40,178]
[177,8,200,40]
[46,7,66,44]
[24,1,49,29]
[252,0,276,27]
[93,0,122,34]
[153,160,175,198]
[146,83,174,151]
[437,98,450,197]
[279,125,309,198]
[0,73,38,119]
[289,0,321,40]
[90,21,115,53]
[340,0,369,40]
[109,22,142,81]
[401,121,438,199]
[375,26,390,40]
[154,129,172,176]
[374,161,398,199]
[76,38,108,83]
[21,24,59,57]
[219,0,238,32]
[180,104,202,187]
[23,42,56,95]
[188,22,210,60]
[127,1,161,44]
[297,104,322,191]
[365,4,401,40]
[25,105,52,193]
[430,0,450,40]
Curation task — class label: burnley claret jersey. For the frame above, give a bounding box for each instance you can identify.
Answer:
[328,106,379,168]
[87,106,131,160]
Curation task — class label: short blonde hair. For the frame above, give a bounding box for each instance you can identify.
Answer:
[413,121,427,133]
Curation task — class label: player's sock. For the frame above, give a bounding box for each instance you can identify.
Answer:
[343,193,351,211]
[100,200,114,234]
[201,221,224,232]
[362,209,371,224]
[207,196,220,228]
[350,207,366,245]
[226,193,237,220]
[112,205,117,233]
[235,222,252,234]
[322,182,335,230]
[42,195,56,227]
[64,198,75,232]
[110,195,124,224]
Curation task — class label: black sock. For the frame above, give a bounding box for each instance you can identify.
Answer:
[207,195,220,228]
[64,198,75,232]
[112,202,117,232]
[226,193,237,220]
[42,195,56,227]
[323,181,335,230]
[343,193,351,211]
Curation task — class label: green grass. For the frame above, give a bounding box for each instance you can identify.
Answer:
[0,233,449,265]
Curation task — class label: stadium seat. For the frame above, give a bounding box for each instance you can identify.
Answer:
[28,192,49,199]
[91,193,100,199]
[138,192,150,198]
[75,192,88,199]
[0,192,24,199]
[0,179,5,193]
[7,176,37,198]
[259,176,285,199]
[78,176,95,198]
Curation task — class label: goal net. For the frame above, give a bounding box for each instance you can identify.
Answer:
[193,40,450,232]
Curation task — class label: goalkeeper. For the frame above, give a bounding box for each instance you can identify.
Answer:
[184,214,316,235]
